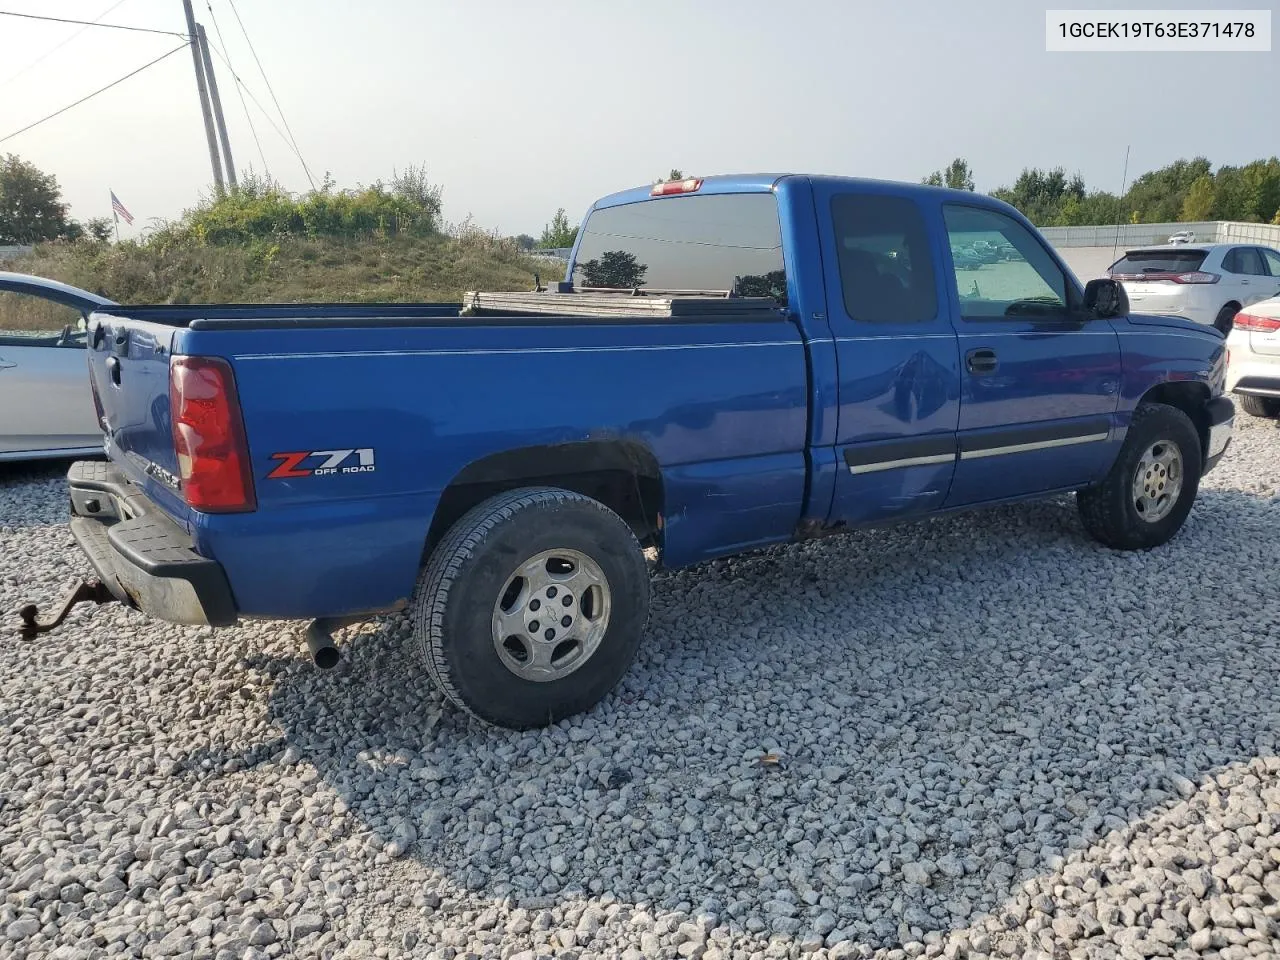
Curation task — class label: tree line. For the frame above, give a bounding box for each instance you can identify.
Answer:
[923,156,1280,227]
[0,156,446,249]
[8,153,1278,253]
[0,154,112,244]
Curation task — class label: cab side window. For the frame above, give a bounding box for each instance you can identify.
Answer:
[0,292,86,348]
[831,193,937,323]
[942,205,1071,321]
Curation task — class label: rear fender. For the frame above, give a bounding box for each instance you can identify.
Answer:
[426,439,665,557]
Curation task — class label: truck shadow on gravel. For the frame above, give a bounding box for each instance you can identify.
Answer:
[195,486,1280,952]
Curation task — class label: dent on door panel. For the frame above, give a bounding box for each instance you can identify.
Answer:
[834,341,961,522]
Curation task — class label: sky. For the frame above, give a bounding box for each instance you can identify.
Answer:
[0,0,1277,241]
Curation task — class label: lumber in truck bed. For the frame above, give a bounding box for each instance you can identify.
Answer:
[460,289,783,320]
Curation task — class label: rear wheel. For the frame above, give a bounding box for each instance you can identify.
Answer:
[1214,303,1240,335]
[1238,394,1280,418]
[413,487,650,729]
[1076,403,1202,550]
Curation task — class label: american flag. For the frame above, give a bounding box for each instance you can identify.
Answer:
[110,190,134,226]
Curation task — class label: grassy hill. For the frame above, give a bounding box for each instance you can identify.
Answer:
[2,233,564,331]
[3,168,565,329]
[8,233,562,306]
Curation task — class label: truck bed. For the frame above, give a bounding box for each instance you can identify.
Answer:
[99,291,782,331]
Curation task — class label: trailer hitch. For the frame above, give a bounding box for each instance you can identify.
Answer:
[16,579,115,639]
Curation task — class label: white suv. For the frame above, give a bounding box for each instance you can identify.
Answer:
[1108,243,1280,333]
[1226,294,1280,419]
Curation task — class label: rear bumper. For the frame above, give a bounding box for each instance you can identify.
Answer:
[1203,395,1234,474]
[1229,376,1280,399]
[67,461,237,626]
[1225,347,1280,396]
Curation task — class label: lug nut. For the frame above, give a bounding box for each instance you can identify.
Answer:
[561,616,571,627]
[562,595,573,607]
[544,628,555,641]
[547,586,558,599]
[529,621,540,632]
[529,599,541,611]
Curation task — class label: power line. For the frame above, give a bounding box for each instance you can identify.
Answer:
[225,0,316,189]
[205,0,267,176]
[0,43,189,145]
[0,9,186,38]
[0,0,129,90]
[204,42,305,178]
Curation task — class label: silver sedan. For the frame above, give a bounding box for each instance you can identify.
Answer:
[0,272,115,461]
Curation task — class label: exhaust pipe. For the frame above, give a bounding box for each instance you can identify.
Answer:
[305,619,341,669]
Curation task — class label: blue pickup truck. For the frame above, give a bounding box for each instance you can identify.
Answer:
[23,174,1233,730]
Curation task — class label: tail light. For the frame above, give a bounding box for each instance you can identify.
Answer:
[1110,271,1219,284]
[651,178,703,196]
[1235,312,1280,333]
[169,356,256,512]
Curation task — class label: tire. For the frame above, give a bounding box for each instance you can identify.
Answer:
[413,487,650,730]
[1238,393,1280,418]
[1214,303,1239,335]
[1076,403,1202,551]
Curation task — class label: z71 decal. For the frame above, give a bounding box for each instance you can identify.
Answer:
[267,448,376,479]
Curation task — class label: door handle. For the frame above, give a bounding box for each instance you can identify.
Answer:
[966,348,998,374]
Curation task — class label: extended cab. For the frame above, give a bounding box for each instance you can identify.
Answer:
[25,174,1234,729]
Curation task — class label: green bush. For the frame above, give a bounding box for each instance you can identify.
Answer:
[154,165,445,247]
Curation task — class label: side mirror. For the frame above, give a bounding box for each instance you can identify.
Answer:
[1084,278,1128,319]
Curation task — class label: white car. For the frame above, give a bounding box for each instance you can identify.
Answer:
[0,272,113,461]
[1168,230,1196,244]
[1108,243,1280,333]
[1226,294,1280,419]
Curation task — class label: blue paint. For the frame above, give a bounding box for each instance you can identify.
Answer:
[81,174,1230,623]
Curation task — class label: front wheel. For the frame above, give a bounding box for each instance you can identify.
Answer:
[1238,394,1280,419]
[1076,403,1202,550]
[413,487,650,729]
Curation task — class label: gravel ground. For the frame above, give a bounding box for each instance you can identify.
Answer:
[2,416,1279,960]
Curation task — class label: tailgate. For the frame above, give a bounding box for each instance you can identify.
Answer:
[86,311,183,493]
[1251,326,1280,357]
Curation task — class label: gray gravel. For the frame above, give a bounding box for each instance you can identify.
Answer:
[2,414,1279,960]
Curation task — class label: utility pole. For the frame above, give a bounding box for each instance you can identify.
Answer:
[181,0,224,196]
[196,23,237,190]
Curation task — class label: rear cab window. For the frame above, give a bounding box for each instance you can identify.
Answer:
[572,193,787,304]
[1109,249,1209,278]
